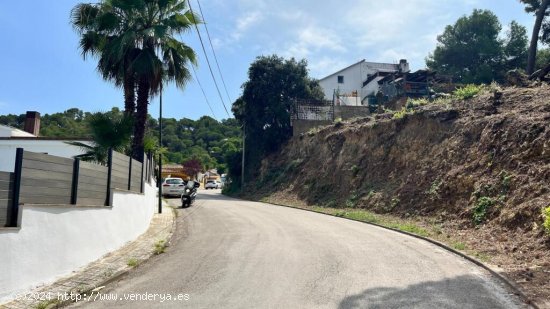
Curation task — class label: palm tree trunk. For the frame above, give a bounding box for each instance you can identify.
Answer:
[132,78,150,162]
[527,0,550,74]
[123,74,136,115]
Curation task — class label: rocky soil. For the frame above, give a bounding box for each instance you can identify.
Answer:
[244,85,550,307]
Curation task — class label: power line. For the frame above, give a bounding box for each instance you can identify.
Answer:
[188,0,231,118]
[195,0,232,104]
[191,65,217,120]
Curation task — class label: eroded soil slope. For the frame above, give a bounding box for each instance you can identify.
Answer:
[248,85,550,305]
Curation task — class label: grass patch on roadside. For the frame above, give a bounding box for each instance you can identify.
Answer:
[153,240,167,255]
[127,258,139,267]
[34,300,59,309]
[452,242,467,251]
[309,206,429,237]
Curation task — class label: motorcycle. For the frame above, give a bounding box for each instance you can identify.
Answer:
[181,180,200,208]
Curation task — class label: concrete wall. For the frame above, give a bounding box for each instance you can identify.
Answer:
[318,61,402,103]
[334,106,371,120]
[0,140,89,172]
[292,120,332,136]
[319,62,364,101]
[0,182,157,303]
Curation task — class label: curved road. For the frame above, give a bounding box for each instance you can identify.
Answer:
[71,190,526,308]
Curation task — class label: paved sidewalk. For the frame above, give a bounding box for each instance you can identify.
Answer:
[1,205,175,309]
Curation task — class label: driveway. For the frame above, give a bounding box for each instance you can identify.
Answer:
[69,189,526,308]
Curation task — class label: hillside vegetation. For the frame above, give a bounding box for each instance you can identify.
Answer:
[243,84,550,304]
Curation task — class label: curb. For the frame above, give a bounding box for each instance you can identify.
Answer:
[0,202,176,309]
[237,196,539,309]
[54,206,177,308]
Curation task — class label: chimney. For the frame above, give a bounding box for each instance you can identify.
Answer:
[24,111,40,136]
[399,59,409,73]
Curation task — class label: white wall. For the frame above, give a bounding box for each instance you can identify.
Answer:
[318,62,364,101]
[0,182,157,303]
[0,140,89,172]
[318,61,402,104]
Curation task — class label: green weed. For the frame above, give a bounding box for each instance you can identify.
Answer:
[387,223,430,237]
[392,107,414,119]
[452,242,466,250]
[345,193,360,208]
[154,240,167,255]
[127,258,139,267]
[35,300,59,309]
[453,84,483,100]
[543,206,550,235]
[473,196,495,225]
[427,179,442,199]
[351,165,359,177]
[406,98,430,108]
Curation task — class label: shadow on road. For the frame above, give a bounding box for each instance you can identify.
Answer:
[338,274,518,309]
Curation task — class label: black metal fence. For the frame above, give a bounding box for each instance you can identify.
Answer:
[1,148,155,227]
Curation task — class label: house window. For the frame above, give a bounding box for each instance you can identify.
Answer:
[337,75,344,84]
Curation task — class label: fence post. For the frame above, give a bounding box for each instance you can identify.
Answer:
[106,148,113,206]
[8,148,23,227]
[140,153,145,193]
[71,158,80,205]
[128,155,132,191]
[148,152,153,184]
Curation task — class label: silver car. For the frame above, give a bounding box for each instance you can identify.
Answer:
[162,177,186,197]
[204,180,218,189]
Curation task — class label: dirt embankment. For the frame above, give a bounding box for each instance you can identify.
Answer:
[245,85,550,306]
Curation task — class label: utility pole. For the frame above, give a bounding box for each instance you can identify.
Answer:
[158,83,163,214]
[241,121,245,189]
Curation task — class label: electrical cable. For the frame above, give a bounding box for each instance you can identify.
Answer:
[191,65,217,119]
[188,0,231,118]
[195,0,232,103]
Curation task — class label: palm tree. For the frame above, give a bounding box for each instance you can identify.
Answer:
[71,2,139,115]
[71,0,199,161]
[128,0,199,161]
[67,112,134,164]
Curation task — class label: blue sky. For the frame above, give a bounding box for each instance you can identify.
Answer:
[0,1,536,121]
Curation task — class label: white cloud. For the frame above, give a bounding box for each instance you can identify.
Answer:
[204,0,530,75]
[231,11,264,41]
[308,56,349,78]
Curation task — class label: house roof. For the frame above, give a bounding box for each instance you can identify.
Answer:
[0,124,35,137]
[319,59,365,81]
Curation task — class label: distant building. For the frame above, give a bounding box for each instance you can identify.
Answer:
[318,59,410,106]
[0,111,90,172]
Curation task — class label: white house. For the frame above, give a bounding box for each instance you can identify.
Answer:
[318,59,409,106]
[0,112,90,172]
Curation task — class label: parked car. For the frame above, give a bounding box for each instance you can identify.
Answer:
[216,180,224,189]
[161,177,186,197]
[204,180,218,189]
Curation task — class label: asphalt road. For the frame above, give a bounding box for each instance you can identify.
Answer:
[70,190,526,309]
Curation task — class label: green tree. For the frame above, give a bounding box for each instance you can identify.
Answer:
[71,2,139,115]
[504,21,529,71]
[520,0,550,74]
[67,111,133,163]
[426,10,527,84]
[71,0,199,161]
[232,55,323,182]
[536,47,550,69]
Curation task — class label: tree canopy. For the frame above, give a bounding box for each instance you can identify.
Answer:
[520,0,550,74]
[426,9,528,84]
[231,55,323,183]
[71,0,199,161]
[0,108,241,173]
